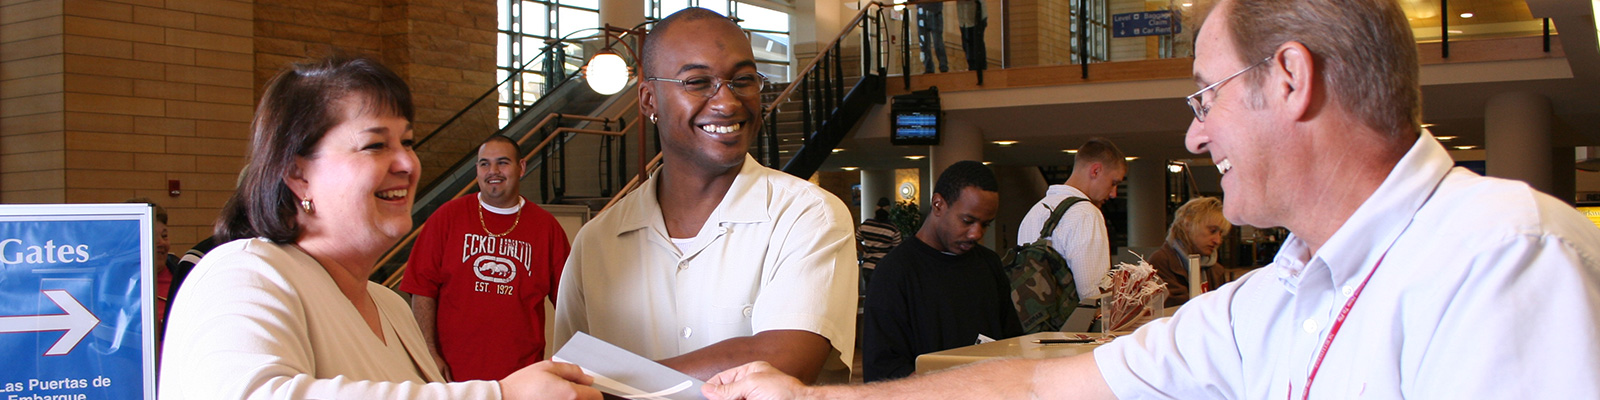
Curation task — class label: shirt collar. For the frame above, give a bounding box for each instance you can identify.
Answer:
[611,154,773,236]
[1046,184,1089,199]
[477,194,525,215]
[1276,131,1453,290]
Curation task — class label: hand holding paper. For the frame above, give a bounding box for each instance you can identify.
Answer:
[498,360,602,400]
[553,332,709,400]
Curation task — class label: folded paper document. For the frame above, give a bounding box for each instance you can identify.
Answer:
[552,332,707,400]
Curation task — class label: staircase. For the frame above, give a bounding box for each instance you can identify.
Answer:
[754,5,892,179]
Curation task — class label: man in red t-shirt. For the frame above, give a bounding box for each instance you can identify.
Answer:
[401,135,570,381]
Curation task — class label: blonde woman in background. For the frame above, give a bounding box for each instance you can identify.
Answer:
[1148,197,1232,307]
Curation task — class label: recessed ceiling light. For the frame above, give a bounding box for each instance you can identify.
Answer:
[841,166,859,171]
[905,155,926,160]
[1435,136,1457,142]
[1420,123,1436,128]
[992,140,1019,146]
[1063,149,1079,154]
[982,161,993,165]
[1168,164,1184,173]
[1459,12,1474,18]
[1125,156,1139,161]
[832,148,845,153]
[1453,145,1477,150]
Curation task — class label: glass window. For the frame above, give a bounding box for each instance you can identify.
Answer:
[556,7,598,39]
[562,0,599,11]
[735,2,788,32]
[498,0,510,31]
[497,33,512,68]
[520,1,550,36]
[658,0,691,18]
[700,0,730,17]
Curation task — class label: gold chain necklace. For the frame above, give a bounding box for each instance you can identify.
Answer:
[478,203,521,238]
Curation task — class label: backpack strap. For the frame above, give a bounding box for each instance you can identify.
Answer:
[1037,196,1088,240]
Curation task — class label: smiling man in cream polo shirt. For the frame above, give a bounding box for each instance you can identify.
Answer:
[551,7,857,384]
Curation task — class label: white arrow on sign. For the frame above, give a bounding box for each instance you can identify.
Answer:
[0,290,101,356]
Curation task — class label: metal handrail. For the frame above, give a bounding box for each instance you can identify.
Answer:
[765,2,888,112]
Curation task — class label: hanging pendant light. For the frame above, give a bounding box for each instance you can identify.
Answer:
[584,49,630,95]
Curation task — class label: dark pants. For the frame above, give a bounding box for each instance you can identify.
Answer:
[916,5,949,73]
[960,17,987,71]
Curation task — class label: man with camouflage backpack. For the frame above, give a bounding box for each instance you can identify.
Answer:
[1015,138,1126,332]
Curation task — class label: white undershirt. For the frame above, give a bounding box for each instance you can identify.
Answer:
[479,195,524,215]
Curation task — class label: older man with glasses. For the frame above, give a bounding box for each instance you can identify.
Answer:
[698,0,1600,398]
[552,7,859,385]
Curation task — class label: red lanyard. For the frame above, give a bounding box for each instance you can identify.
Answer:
[1291,253,1387,400]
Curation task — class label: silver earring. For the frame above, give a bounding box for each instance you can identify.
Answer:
[649,114,658,124]
[300,198,314,214]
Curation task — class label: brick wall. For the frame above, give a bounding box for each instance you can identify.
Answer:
[254,0,496,187]
[1,0,254,250]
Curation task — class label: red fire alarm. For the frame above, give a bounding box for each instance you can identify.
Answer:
[168,180,181,197]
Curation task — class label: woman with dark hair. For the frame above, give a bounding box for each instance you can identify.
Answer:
[1148,197,1233,307]
[160,56,598,400]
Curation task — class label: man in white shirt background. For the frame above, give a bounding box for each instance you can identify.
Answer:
[1016,137,1126,324]
[698,0,1600,398]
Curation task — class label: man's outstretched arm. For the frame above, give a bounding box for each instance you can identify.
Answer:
[660,329,832,384]
[703,352,1116,400]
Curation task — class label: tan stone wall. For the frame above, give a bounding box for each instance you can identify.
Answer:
[1,0,255,250]
[1,0,67,205]
[253,0,498,187]
[1007,0,1075,67]
[381,0,497,186]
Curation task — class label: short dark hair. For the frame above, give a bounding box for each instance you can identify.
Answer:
[480,135,522,159]
[126,198,167,224]
[933,161,998,205]
[215,55,414,243]
[1073,137,1126,171]
[641,7,738,77]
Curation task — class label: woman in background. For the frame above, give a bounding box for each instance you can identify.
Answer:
[160,55,598,400]
[1149,197,1232,307]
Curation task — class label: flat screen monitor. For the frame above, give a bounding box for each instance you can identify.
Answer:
[891,110,940,145]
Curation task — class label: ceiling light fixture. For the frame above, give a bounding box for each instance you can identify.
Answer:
[992,140,1019,146]
[1435,136,1457,142]
[1459,12,1474,18]
[1453,145,1478,150]
[832,148,845,153]
[905,155,926,160]
[1063,149,1079,154]
[841,166,859,171]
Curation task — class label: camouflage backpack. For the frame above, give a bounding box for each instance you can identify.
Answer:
[1003,196,1088,333]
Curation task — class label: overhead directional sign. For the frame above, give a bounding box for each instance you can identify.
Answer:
[0,204,154,400]
[1112,10,1181,38]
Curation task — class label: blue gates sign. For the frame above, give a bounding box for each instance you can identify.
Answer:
[1112,10,1181,38]
[0,204,154,400]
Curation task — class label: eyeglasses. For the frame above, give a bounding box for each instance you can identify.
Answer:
[645,73,767,99]
[1185,56,1273,122]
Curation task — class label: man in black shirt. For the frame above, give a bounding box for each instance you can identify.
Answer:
[862,161,1024,382]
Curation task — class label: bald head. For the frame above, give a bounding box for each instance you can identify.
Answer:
[642,7,743,77]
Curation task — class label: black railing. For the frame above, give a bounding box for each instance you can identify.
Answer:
[758,2,892,178]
